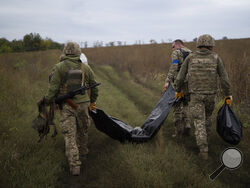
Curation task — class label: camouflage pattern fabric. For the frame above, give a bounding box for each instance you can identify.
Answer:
[166,47,192,135]
[45,55,98,104]
[189,94,215,152]
[174,48,231,152]
[76,103,91,156]
[63,42,81,55]
[173,100,190,135]
[166,47,191,89]
[59,102,90,168]
[44,51,98,173]
[196,34,215,48]
[175,49,231,96]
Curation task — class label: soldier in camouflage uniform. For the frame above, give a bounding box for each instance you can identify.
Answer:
[164,39,192,138]
[174,34,232,160]
[44,42,98,175]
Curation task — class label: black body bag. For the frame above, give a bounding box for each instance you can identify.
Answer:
[89,84,176,143]
[216,103,242,145]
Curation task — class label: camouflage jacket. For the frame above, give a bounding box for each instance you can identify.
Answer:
[174,49,231,96]
[45,55,98,104]
[166,47,192,89]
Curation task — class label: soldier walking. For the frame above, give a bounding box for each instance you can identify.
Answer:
[174,34,232,160]
[43,42,98,175]
[164,39,192,138]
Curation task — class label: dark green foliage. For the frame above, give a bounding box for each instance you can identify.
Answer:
[47,38,64,50]
[0,38,12,53]
[0,33,63,53]
[23,33,42,51]
[11,39,23,52]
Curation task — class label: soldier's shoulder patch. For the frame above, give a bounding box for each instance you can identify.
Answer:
[172,59,179,64]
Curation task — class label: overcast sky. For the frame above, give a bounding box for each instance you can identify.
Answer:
[1,0,250,46]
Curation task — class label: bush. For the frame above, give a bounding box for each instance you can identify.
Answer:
[0,33,63,53]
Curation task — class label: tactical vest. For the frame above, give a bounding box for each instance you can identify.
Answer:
[66,69,84,93]
[60,60,85,95]
[187,52,218,94]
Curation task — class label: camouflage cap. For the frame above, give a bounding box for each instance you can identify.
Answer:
[63,42,81,55]
[197,34,215,48]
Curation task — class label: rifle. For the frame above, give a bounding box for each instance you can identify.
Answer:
[55,83,101,110]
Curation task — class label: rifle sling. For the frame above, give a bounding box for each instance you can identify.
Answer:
[81,63,85,86]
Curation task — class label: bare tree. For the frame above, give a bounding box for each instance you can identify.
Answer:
[150,39,157,44]
[84,41,88,48]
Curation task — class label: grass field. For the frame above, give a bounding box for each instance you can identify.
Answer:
[0,40,249,188]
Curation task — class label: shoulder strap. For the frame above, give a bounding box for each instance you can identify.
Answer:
[179,48,190,60]
[81,63,85,86]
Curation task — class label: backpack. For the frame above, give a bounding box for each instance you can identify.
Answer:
[178,49,190,71]
[180,48,190,60]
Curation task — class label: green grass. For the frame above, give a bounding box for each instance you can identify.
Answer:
[0,50,249,188]
[93,64,160,114]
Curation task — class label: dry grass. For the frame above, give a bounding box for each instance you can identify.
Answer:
[0,40,249,187]
[83,38,250,104]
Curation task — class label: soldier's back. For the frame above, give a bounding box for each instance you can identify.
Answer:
[187,50,219,95]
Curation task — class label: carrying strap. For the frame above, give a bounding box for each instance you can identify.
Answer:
[179,48,190,60]
[81,63,85,86]
[177,48,190,71]
[81,62,90,97]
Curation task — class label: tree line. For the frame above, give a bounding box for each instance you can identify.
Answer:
[0,33,63,53]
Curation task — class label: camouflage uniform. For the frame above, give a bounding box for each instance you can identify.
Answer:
[45,42,98,174]
[166,47,192,136]
[174,35,231,153]
[59,103,90,168]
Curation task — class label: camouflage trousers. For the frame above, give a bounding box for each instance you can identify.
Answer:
[59,102,90,168]
[173,98,191,135]
[189,94,215,153]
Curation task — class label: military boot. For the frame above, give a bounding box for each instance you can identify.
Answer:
[70,166,80,176]
[199,152,208,160]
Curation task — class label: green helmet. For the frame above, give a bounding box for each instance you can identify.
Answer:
[63,42,81,55]
[196,34,215,48]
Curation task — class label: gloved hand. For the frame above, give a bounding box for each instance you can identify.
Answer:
[224,96,233,106]
[89,102,97,111]
[175,91,184,99]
